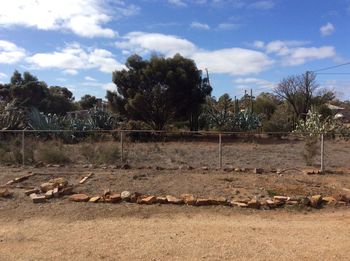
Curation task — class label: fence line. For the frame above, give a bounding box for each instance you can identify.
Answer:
[0,129,342,170]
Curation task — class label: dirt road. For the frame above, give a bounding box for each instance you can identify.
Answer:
[1,205,349,261]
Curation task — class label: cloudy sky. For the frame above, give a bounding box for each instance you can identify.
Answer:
[0,0,349,100]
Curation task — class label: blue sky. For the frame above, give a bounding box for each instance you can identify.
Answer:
[0,0,350,100]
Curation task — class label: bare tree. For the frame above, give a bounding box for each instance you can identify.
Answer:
[274,72,318,120]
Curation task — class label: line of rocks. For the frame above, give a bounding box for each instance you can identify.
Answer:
[68,191,349,209]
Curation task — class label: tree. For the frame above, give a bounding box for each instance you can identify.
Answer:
[1,71,75,115]
[254,92,280,121]
[201,94,234,130]
[79,95,98,110]
[274,72,318,120]
[107,54,212,130]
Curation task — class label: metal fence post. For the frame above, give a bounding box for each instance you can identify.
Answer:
[320,133,324,173]
[120,131,124,163]
[219,133,222,169]
[22,130,25,167]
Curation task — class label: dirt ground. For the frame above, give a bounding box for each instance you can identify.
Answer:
[1,165,350,260]
[0,204,349,260]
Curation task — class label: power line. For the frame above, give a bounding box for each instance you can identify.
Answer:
[311,62,350,73]
[315,73,350,75]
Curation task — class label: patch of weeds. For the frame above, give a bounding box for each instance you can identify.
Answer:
[267,189,278,197]
[36,141,71,164]
[81,143,121,165]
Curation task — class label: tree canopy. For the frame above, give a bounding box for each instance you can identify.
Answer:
[0,70,76,115]
[107,54,212,130]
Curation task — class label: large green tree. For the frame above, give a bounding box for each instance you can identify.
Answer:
[107,54,212,130]
[0,71,75,115]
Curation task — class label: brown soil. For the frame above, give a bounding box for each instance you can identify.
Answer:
[0,205,349,260]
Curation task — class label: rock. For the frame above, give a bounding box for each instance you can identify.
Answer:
[109,193,121,203]
[231,201,248,208]
[121,163,131,170]
[30,193,46,203]
[201,166,209,170]
[286,200,299,205]
[209,197,228,206]
[302,168,320,175]
[254,168,263,174]
[234,168,240,172]
[89,196,101,203]
[24,188,40,196]
[60,186,74,195]
[179,165,194,171]
[49,177,68,188]
[121,191,131,201]
[265,199,276,208]
[40,182,55,193]
[247,199,261,209]
[181,194,196,205]
[224,166,234,172]
[53,187,59,198]
[310,195,322,208]
[130,192,142,203]
[156,196,168,204]
[0,188,13,198]
[276,169,282,175]
[139,195,157,205]
[196,198,212,206]
[69,194,90,202]
[45,190,54,199]
[273,196,290,202]
[166,195,183,204]
[322,196,336,204]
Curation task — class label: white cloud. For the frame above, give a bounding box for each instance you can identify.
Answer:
[84,76,97,81]
[193,48,273,75]
[217,23,240,30]
[234,77,276,89]
[102,82,116,91]
[116,32,197,57]
[320,22,335,36]
[0,40,26,64]
[116,32,273,75]
[248,0,275,10]
[27,43,124,73]
[191,22,210,30]
[254,40,336,66]
[63,69,79,75]
[285,46,336,66]
[0,72,7,78]
[0,0,139,38]
[168,0,187,7]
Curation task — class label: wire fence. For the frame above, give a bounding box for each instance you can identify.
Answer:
[0,129,349,172]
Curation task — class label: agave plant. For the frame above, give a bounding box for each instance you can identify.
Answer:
[0,101,27,130]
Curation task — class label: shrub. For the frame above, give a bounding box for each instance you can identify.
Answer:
[80,143,120,165]
[35,142,71,164]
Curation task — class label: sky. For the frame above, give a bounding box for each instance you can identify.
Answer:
[0,0,350,100]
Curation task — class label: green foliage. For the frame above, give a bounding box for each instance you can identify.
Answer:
[200,94,261,131]
[79,95,98,110]
[107,54,212,130]
[263,103,294,133]
[294,109,336,136]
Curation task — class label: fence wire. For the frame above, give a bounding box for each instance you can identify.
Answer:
[0,130,349,171]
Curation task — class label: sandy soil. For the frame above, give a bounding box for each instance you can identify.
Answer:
[0,205,349,261]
